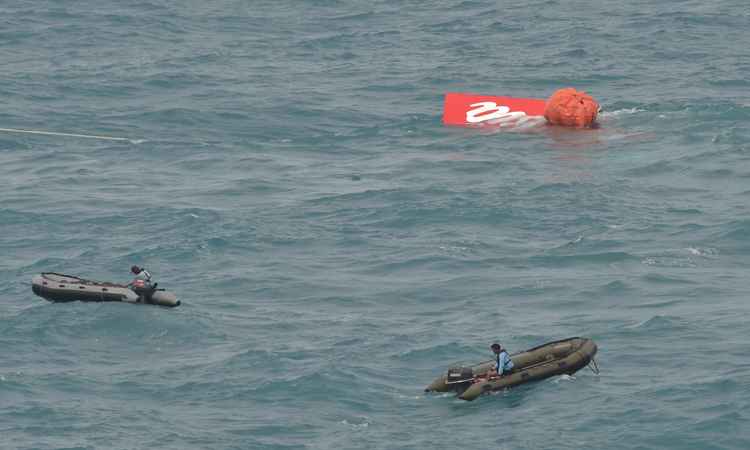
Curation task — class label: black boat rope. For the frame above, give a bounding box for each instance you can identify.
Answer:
[588,357,600,375]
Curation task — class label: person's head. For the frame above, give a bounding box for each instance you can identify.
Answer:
[131,265,141,274]
[544,88,599,128]
[491,343,502,354]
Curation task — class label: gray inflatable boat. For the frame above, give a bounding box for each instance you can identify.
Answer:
[31,273,180,307]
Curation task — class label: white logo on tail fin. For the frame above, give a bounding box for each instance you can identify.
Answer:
[466,102,530,126]
[466,102,511,123]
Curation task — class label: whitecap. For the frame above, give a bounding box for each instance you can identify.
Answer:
[599,108,644,118]
[340,417,370,429]
[685,247,718,257]
[553,374,576,383]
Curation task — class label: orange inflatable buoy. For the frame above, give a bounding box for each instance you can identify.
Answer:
[544,88,599,128]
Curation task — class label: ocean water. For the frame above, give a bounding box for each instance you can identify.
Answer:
[1,1,749,449]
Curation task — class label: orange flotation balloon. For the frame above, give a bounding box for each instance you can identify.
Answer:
[544,88,599,128]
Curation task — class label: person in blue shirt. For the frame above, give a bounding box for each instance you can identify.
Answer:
[491,343,514,377]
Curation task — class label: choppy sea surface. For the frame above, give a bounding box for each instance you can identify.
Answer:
[2,1,750,449]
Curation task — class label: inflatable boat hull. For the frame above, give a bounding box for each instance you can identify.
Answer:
[31,273,180,307]
[425,337,597,401]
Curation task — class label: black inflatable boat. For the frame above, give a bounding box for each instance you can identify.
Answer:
[425,337,598,401]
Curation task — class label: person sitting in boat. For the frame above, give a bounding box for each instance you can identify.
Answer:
[490,343,514,377]
[129,265,153,289]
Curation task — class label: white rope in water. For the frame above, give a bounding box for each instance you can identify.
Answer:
[0,127,140,143]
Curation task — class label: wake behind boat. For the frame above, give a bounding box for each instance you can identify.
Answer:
[425,337,598,401]
[31,273,180,307]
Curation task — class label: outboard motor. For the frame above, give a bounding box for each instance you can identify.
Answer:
[446,365,475,387]
[131,283,157,304]
[424,364,480,393]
